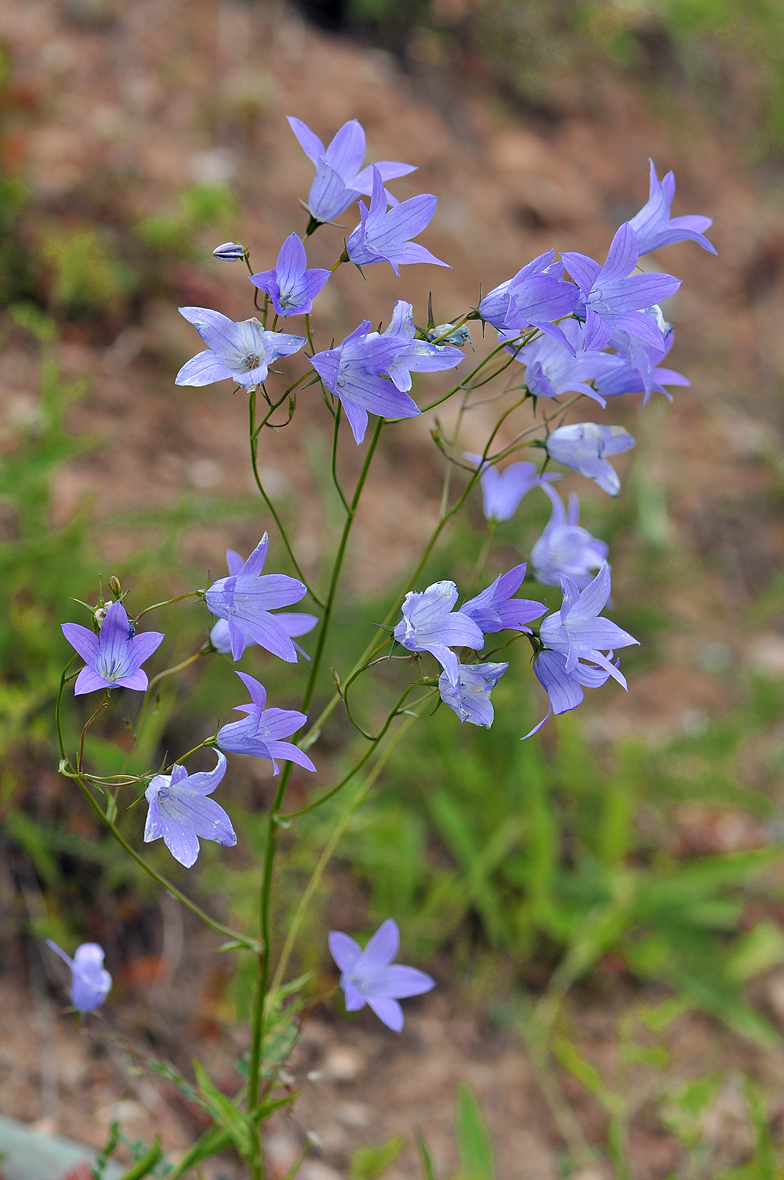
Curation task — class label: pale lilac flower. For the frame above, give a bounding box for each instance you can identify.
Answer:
[345,167,449,274]
[380,300,464,391]
[562,223,680,352]
[393,580,484,688]
[205,535,307,662]
[210,612,317,660]
[629,160,715,256]
[62,601,164,695]
[531,486,608,590]
[144,751,236,869]
[310,320,418,444]
[478,251,579,349]
[45,941,112,1012]
[505,318,620,407]
[539,563,638,682]
[460,564,545,635]
[463,452,560,523]
[288,116,416,224]
[523,649,617,737]
[216,671,316,775]
[213,242,246,261]
[329,918,434,1031]
[249,233,330,316]
[175,308,305,389]
[545,422,635,497]
[439,661,509,727]
[596,328,689,405]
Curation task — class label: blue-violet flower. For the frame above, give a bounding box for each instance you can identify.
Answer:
[217,672,316,775]
[329,918,435,1032]
[249,233,330,316]
[144,751,236,869]
[62,600,164,695]
[45,941,112,1012]
[393,580,484,688]
[175,307,305,389]
[345,166,449,274]
[463,452,560,523]
[531,486,608,590]
[460,564,546,635]
[629,160,715,256]
[545,422,635,497]
[438,661,509,727]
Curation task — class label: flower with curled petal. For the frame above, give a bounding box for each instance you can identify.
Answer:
[144,750,236,869]
[217,672,316,776]
[629,160,715,256]
[329,918,434,1031]
[539,563,638,684]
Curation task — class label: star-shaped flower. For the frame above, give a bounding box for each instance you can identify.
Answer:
[545,422,636,497]
[144,751,236,869]
[62,601,164,695]
[216,672,316,775]
[539,563,638,682]
[459,564,545,635]
[249,233,330,316]
[393,580,484,688]
[345,166,449,274]
[329,918,435,1031]
[629,160,715,256]
[175,307,305,389]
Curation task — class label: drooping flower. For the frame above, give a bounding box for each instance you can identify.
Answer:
[144,751,236,869]
[523,649,617,737]
[380,300,464,391]
[505,318,620,407]
[562,223,681,352]
[459,564,546,635]
[45,941,112,1012]
[249,233,330,316]
[595,327,690,405]
[345,166,449,274]
[62,601,164,695]
[393,580,484,688]
[310,321,418,444]
[531,485,608,590]
[545,422,635,497]
[212,241,246,261]
[629,160,715,257]
[438,661,509,727]
[288,116,416,225]
[205,535,307,662]
[539,563,638,681]
[463,452,560,523]
[477,250,579,349]
[216,671,316,775]
[210,612,318,660]
[329,918,435,1032]
[175,308,305,389]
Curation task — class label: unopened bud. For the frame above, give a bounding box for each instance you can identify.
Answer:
[427,322,472,348]
[109,575,122,599]
[212,241,246,262]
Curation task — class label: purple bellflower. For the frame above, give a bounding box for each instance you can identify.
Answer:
[596,329,689,405]
[144,751,236,869]
[460,564,546,635]
[329,918,435,1032]
[345,166,449,274]
[45,941,112,1012]
[310,321,418,444]
[380,300,464,391]
[210,612,317,660]
[205,535,308,662]
[505,319,619,406]
[531,485,608,590]
[463,452,560,523]
[439,661,509,727]
[629,160,715,256]
[62,601,164,695]
[562,223,680,352]
[545,422,635,497]
[393,580,484,688]
[216,671,316,775]
[213,242,246,261]
[249,233,330,316]
[539,563,638,684]
[175,307,305,389]
[288,116,416,224]
[478,251,579,350]
[524,649,617,737]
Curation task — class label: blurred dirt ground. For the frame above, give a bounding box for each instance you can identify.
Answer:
[4,0,784,1177]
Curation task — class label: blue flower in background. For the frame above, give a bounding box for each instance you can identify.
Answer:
[45,941,112,1012]
[531,486,608,590]
[175,307,305,389]
[250,233,331,316]
[210,612,317,661]
[62,600,164,695]
[545,422,636,497]
[463,452,560,523]
[144,751,236,869]
[630,160,715,256]
[329,918,435,1031]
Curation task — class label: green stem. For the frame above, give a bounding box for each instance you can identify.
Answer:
[134,590,201,621]
[330,404,351,514]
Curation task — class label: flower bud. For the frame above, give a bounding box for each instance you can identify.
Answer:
[109,575,122,600]
[212,241,246,262]
[427,322,471,348]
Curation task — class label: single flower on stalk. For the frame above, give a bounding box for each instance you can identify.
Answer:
[380,300,464,391]
[393,580,484,688]
[531,485,608,590]
[144,751,236,869]
[463,452,560,523]
[539,563,638,682]
[217,671,316,775]
[629,160,715,257]
[210,612,318,661]
[439,661,509,727]
[459,563,545,635]
[562,223,680,352]
[329,918,435,1032]
[477,250,579,349]
[249,233,330,316]
[345,166,449,274]
[310,320,419,444]
[205,535,308,662]
[505,318,620,406]
[45,941,112,1012]
[175,308,305,389]
[525,649,618,737]
[62,600,164,695]
[545,422,635,497]
[288,116,416,225]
